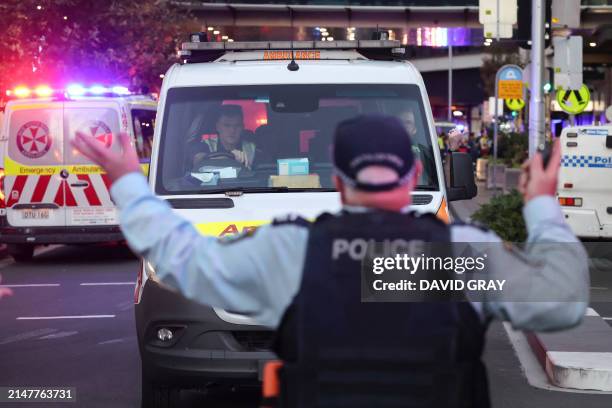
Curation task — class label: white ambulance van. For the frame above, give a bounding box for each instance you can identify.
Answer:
[558,125,612,239]
[135,38,476,407]
[0,86,157,261]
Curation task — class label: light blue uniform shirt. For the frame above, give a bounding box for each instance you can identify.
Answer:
[112,173,589,331]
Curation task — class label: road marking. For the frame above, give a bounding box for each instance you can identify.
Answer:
[603,317,612,321]
[98,338,125,345]
[591,286,609,290]
[39,331,78,340]
[80,282,133,286]
[0,328,57,345]
[0,283,60,288]
[17,315,115,320]
[116,300,133,312]
[586,308,600,316]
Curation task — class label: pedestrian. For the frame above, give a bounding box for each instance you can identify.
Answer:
[479,130,491,157]
[447,127,463,152]
[438,131,447,161]
[468,131,480,163]
[72,115,588,407]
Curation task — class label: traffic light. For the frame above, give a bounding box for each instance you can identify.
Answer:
[544,67,554,93]
[517,0,552,49]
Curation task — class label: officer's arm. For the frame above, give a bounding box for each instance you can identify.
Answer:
[111,173,307,328]
[452,196,589,332]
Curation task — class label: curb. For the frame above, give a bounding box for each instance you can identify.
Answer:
[525,308,612,391]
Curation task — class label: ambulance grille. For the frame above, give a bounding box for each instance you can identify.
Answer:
[412,194,433,205]
[232,331,275,351]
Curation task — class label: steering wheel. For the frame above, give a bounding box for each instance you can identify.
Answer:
[202,152,236,160]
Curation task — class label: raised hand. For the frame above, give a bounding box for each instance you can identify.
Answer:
[71,131,142,184]
[518,139,562,203]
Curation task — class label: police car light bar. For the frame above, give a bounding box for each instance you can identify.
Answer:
[180,39,406,63]
[5,84,132,99]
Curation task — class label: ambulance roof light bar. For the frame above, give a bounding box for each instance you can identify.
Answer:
[5,84,133,100]
[180,39,406,63]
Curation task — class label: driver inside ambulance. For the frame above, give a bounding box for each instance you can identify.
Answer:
[189,105,257,170]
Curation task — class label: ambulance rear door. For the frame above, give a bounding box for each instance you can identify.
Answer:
[4,101,66,228]
[62,100,124,227]
[559,126,612,237]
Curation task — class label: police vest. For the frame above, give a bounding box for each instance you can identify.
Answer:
[274,210,489,408]
[203,136,256,165]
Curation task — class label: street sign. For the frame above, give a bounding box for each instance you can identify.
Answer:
[506,98,525,111]
[552,0,580,29]
[553,36,583,90]
[479,0,517,39]
[556,85,590,114]
[479,0,517,24]
[497,65,524,99]
[493,64,523,189]
[487,97,504,117]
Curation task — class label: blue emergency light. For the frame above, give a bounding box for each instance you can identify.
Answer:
[6,84,133,99]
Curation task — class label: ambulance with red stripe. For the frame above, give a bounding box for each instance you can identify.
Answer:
[135,37,476,407]
[0,85,157,261]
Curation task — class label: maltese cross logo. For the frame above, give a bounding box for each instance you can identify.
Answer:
[16,121,52,159]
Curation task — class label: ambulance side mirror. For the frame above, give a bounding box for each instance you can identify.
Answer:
[446,152,477,201]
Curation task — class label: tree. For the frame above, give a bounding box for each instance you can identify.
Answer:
[479,44,523,97]
[0,0,198,96]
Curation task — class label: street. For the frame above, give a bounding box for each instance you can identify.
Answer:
[0,237,611,407]
[1,1,612,405]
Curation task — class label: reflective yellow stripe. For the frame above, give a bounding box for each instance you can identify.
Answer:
[195,200,451,239]
[4,156,149,176]
[8,103,59,111]
[129,101,157,107]
[195,220,268,237]
[195,204,450,238]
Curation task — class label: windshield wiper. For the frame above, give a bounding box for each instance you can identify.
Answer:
[197,186,336,196]
[199,186,289,195]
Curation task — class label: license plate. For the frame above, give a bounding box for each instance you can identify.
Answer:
[21,209,50,220]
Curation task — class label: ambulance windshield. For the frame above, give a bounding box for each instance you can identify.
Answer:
[157,84,438,194]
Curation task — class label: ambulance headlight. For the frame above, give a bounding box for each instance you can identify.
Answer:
[157,328,173,342]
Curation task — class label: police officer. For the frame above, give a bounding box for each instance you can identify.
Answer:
[73,115,588,407]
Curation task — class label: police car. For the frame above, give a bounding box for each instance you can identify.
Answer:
[135,36,476,407]
[0,85,157,261]
[558,125,612,239]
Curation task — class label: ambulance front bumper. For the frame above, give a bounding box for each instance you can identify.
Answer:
[136,279,276,387]
[0,225,124,244]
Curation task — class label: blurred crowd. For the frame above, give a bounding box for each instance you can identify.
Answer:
[437,129,492,164]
